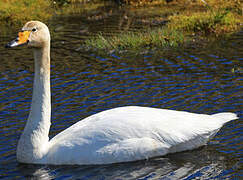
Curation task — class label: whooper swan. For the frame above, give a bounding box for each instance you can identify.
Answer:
[6,21,238,165]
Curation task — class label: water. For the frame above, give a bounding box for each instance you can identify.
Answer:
[0,5,242,179]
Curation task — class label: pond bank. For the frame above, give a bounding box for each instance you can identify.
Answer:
[1,0,242,50]
[0,0,52,25]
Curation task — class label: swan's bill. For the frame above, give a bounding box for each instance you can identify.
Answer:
[5,31,30,48]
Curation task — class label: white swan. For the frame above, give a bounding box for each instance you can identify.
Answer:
[6,21,238,165]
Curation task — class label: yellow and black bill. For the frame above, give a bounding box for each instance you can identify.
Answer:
[5,31,31,48]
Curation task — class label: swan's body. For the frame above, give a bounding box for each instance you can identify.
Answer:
[6,21,238,165]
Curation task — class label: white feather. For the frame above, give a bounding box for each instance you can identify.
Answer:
[43,106,237,165]
[13,21,238,165]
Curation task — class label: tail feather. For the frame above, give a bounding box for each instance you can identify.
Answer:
[212,112,238,123]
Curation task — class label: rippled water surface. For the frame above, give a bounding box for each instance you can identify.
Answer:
[0,5,242,179]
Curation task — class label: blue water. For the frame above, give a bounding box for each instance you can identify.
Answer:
[0,12,242,179]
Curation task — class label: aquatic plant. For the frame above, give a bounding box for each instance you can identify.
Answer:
[84,28,184,50]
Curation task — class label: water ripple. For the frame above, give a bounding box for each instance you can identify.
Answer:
[0,17,242,179]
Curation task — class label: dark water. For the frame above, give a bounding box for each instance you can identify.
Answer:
[0,4,242,179]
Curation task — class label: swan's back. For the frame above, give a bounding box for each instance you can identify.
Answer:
[6,21,238,166]
[46,106,237,165]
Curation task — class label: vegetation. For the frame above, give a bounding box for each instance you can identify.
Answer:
[168,0,242,35]
[0,0,105,24]
[84,0,242,50]
[0,0,52,25]
[169,10,241,35]
[0,0,242,50]
[85,28,184,50]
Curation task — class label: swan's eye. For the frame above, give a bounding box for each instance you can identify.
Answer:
[32,28,37,32]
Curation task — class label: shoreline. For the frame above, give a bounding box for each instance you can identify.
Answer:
[1,0,242,50]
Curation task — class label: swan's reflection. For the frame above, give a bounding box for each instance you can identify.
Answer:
[18,146,239,179]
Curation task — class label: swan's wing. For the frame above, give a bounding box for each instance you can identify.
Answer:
[46,106,237,165]
[95,137,170,164]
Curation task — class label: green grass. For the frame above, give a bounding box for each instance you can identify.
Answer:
[84,28,184,50]
[84,0,242,50]
[1,0,241,50]
[168,10,241,35]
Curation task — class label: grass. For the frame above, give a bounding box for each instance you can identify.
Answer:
[84,0,242,50]
[0,0,108,25]
[0,0,52,25]
[84,28,184,50]
[168,10,241,35]
[1,0,242,50]
[167,0,242,35]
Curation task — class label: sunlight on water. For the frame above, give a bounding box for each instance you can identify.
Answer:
[0,8,242,180]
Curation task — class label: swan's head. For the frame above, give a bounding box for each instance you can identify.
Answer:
[5,21,50,48]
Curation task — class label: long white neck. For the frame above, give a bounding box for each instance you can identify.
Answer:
[17,44,51,163]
